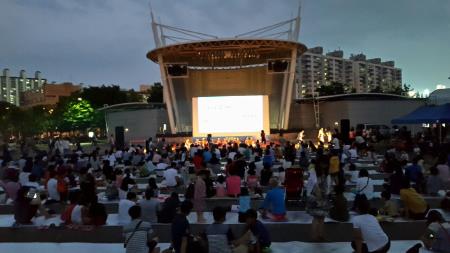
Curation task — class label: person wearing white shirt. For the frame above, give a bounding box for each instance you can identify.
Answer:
[189,146,198,159]
[352,199,390,253]
[155,162,169,177]
[118,192,137,225]
[228,151,237,160]
[305,163,317,196]
[163,164,179,187]
[152,153,162,164]
[107,153,116,167]
[332,135,340,150]
[355,169,374,200]
[19,171,31,186]
[47,175,60,202]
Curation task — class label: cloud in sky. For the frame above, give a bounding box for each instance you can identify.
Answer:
[0,0,449,91]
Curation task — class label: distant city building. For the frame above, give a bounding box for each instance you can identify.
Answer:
[296,47,402,98]
[21,82,81,108]
[0,69,47,106]
[139,84,152,92]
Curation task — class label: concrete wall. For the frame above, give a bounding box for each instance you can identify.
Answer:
[289,98,425,133]
[105,108,169,145]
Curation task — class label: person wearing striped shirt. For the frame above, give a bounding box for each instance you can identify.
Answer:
[123,205,158,253]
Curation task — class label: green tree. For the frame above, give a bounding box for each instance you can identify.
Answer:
[81,85,128,108]
[370,86,383,93]
[316,82,346,96]
[147,82,163,103]
[62,99,95,130]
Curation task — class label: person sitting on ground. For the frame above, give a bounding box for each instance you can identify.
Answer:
[259,165,272,187]
[1,170,21,203]
[164,162,180,188]
[388,166,404,195]
[123,205,159,253]
[139,188,160,223]
[226,171,241,197]
[147,177,160,197]
[436,156,450,187]
[88,197,108,226]
[441,197,450,213]
[120,169,137,200]
[419,210,450,253]
[171,200,193,253]
[427,166,443,196]
[245,209,271,253]
[246,164,259,191]
[259,178,286,221]
[329,184,349,222]
[400,177,428,220]
[215,175,226,197]
[203,206,235,253]
[379,190,399,217]
[14,186,50,225]
[158,192,180,223]
[24,174,40,189]
[405,156,424,186]
[262,149,273,168]
[351,199,390,253]
[61,191,80,224]
[239,187,251,223]
[119,192,137,225]
[355,169,374,200]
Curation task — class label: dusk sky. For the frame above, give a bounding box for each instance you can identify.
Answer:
[1,0,449,93]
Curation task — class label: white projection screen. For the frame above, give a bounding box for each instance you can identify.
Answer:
[192,95,270,137]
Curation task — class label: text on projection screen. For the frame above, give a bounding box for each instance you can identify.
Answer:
[197,96,264,134]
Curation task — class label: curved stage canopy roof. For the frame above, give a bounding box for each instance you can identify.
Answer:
[147,38,307,68]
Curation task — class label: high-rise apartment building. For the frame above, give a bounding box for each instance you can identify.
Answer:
[0,69,47,106]
[296,47,402,98]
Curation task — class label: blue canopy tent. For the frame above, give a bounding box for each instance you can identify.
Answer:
[391,103,450,124]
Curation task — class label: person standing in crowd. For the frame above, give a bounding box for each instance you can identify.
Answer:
[109,134,115,150]
[119,192,137,225]
[329,150,340,185]
[193,172,207,223]
[158,192,180,223]
[171,200,193,253]
[123,205,159,253]
[139,188,160,224]
[306,158,330,241]
[260,130,266,144]
[351,199,390,253]
[260,178,286,221]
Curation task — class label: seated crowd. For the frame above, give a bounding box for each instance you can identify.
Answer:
[0,132,450,253]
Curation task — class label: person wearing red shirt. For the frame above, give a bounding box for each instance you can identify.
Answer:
[226,172,241,197]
